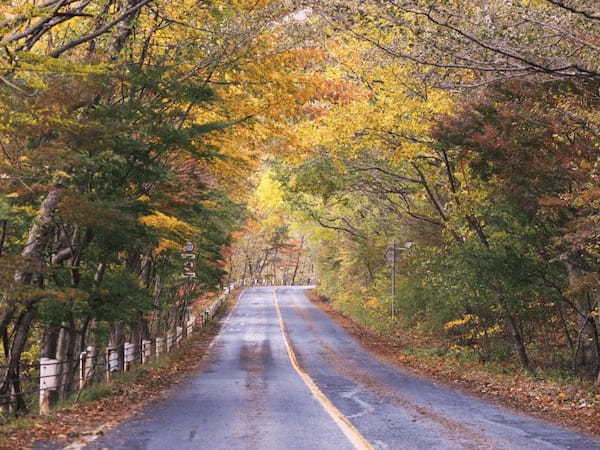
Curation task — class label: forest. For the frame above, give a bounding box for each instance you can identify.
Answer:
[0,0,599,418]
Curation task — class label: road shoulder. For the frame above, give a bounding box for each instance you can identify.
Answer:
[305,290,600,438]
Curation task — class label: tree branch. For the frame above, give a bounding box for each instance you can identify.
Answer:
[49,0,156,57]
[544,0,600,21]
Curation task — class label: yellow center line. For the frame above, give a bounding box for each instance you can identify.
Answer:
[272,288,374,450]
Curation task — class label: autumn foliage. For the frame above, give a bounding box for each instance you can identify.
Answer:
[1,0,600,425]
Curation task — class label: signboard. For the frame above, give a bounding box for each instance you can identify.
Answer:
[182,241,196,278]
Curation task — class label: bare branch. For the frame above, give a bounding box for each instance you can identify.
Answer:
[544,0,600,20]
[349,166,424,185]
[49,0,156,57]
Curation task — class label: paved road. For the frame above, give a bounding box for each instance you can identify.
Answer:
[84,287,600,450]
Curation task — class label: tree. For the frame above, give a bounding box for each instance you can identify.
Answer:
[0,0,322,411]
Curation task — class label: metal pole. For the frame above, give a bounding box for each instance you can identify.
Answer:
[79,351,87,390]
[105,348,111,382]
[391,239,396,319]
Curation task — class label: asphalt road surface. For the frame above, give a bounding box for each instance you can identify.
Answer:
[82,287,600,450]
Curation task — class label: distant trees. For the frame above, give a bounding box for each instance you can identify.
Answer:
[227,228,312,286]
[226,172,314,286]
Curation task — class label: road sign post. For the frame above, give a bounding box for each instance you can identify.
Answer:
[386,241,414,319]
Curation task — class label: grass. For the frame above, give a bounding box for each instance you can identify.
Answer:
[0,416,35,431]
[75,383,114,404]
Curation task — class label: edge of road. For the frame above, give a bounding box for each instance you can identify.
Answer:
[60,292,241,450]
[272,287,374,450]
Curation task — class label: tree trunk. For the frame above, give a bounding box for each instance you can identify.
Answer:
[0,219,7,257]
[241,258,248,284]
[0,186,63,337]
[109,323,125,371]
[499,297,533,373]
[291,237,304,286]
[15,186,63,285]
[226,252,234,287]
[0,306,36,411]
[56,323,73,400]
[564,260,597,371]
[94,263,106,284]
[80,317,91,353]
[41,325,60,359]
[108,0,142,56]
[0,187,64,409]
[555,300,575,354]
[505,309,532,373]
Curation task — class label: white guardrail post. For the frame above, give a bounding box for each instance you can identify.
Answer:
[155,337,164,357]
[39,358,59,415]
[166,331,174,352]
[79,345,96,390]
[106,346,119,381]
[142,340,152,364]
[85,346,96,385]
[124,342,135,371]
[79,351,87,390]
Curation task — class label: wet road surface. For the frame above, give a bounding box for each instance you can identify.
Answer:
[83,287,600,449]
